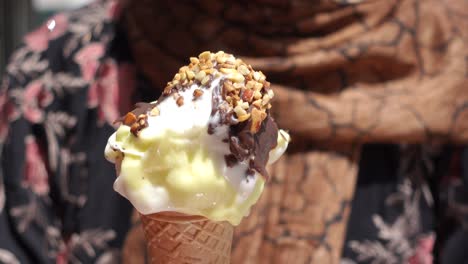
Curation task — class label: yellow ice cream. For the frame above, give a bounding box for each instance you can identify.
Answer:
[105,51,289,225]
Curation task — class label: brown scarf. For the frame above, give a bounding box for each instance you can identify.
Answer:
[121,0,468,262]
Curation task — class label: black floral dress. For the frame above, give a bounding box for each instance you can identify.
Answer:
[0,1,140,262]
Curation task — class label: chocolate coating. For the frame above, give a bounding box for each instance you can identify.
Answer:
[226,115,278,180]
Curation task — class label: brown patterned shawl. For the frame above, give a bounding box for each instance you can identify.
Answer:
[120,0,468,263]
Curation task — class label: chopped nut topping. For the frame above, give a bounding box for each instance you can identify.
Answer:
[224,81,235,92]
[180,71,187,81]
[216,54,227,63]
[130,114,149,136]
[176,96,184,106]
[195,70,206,82]
[237,65,249,75]
[253,71,261,81]
[130,123,139,135]
[203,69,215,75]
[240,101,250,110]
[122,112,137,126]
[199,51,211,61]
[237,113,251,122]
[186,70,195,80]
[258,72,266,82]
[226,56,236,64]
[253,90,262,100]
[250,108,264,133]
[163,82,173,95]
[262,94,271,106]
[252,99,262,109]
[201,75,210,85]
[150,107,160,116]
[215,51,225,56]
[190,57,199,64]
[254,82,263,90]
[246,80,255,90]
[193,89,204,99]
[267,89,274,98]
[220,63,235,69]
[241,89,254,102]
[162,51,274,134]
[229,72,245,83]
[234,104,247,117]
[220,68,237,74]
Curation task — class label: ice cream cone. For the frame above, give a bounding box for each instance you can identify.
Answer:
[140,212,233,264]
[105,51,289,263]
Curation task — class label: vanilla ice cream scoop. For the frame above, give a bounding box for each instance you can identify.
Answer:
[105,51,289,225]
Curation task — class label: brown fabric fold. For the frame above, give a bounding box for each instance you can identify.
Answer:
[122,0,468,262]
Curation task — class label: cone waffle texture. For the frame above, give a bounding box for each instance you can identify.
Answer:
[140,212,233,264]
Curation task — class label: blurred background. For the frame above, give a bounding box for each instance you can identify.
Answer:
[0,0,92,76]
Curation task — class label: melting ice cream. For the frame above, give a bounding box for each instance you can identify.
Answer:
[105,51,289,225]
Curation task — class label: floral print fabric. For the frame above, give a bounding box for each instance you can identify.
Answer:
[0,1,137,262]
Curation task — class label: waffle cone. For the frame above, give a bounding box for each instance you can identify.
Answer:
[140,212,233,264]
